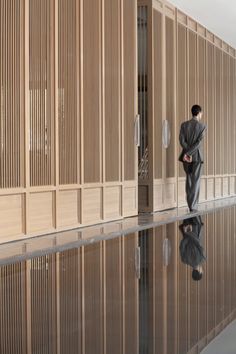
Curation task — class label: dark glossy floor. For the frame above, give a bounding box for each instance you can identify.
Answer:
[0,206,236,353]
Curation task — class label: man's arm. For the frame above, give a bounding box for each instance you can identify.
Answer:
[179,124,188,151]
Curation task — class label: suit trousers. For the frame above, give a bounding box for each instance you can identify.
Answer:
[183,162,202,210]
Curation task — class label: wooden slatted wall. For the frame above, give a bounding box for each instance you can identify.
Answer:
[0,0,138,241]
[0,0,24,188]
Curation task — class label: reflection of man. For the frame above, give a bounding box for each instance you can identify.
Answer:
[179,216,205,281]
[179,105,206,212]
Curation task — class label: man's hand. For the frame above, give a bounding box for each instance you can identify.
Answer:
[183,154,192,163]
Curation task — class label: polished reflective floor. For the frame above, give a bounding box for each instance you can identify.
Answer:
[0,206,236,353]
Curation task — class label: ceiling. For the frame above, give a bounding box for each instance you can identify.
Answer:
[169,0,236,48]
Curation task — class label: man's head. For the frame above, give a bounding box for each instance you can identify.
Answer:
[191,104,202,120]
[192,265,203,281]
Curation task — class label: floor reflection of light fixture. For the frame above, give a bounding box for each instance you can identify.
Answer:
[163,238,171,266]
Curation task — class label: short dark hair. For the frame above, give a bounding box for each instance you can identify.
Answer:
[192,269,202,281]
[191,104,202,117]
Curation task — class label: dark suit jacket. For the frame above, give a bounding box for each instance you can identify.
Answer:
[179,118,206,163]
[179,216,205,268]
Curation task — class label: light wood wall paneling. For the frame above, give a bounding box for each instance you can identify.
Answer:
[83,0,102,184]
[104,0,121,183]
[105,238,123,354]
[165,16,176,181]
[206,42,215,177]
[177,23,187,179]
[0,262,27,354]
[83,241,103,354]
[198,215,207,348]
[153,9,163,181]
[177,224,189,354]
[123,0,137,182]
[58,0,78,185]
[215,48,222,178]
[166,223,178,353]
[59,249,82,354]
[206,212,215,336]
[29,0,54,187]
[123,233,139,354]
[30,255,57,353]
[0,0,22,189]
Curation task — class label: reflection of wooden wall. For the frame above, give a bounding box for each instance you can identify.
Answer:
[0,233,138,353]
[0,0,138,242]
[146,207,236,353]
[138,0,236,212]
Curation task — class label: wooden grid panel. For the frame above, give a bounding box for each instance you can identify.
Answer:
[59,249,82,353]
[222,53,229,175]
[0,0,24,188]
[0,263,27,354]
[165,17,175,179]
[215,48,222,175]
[188,30,197,109]
[123,0,137,181]
[206,42,214,176]
[58,0,78,185]
[104,0,121,182]
[30,255,57,353]
[29,0,54,187]
[153,9,163,180]
[177,24,187,179]
[198,36,207,176]
[83,0,101,184]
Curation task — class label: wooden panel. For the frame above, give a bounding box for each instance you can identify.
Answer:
[165,181,176,207]
[188,30,197,109]
[0,263,27,353]
[153,9,163,179]
[0,0,24,188]
[178,179,187,206]
[207,178,214,200]
[58,0,78,185]
[223,177,229,196]
[105,238,122,354]
[177,24,187,178]
[177,225,188,353]
[104,0,120,182]
[29,0,54,186]
[206,42,214,176]
[59,249,82,354]
[215,48,222,175]
[83,0,101,183]
[123,0,136,181]
[123,185,137,216]
[84,242,103,354]
[152,227,166,354]
[215,177,222,198]
[83,188,102,224]
[154,183,164,210]
[31,255,57,353]
[166,223,177,353]
[200,178,206,202]
[58,190,79,227]
[123,233,138,353]
[104,186,121,219]
[165,17,175,179]
[0,195,23,237]
[206,213,215,333]
[28,192,54,233]
[222,53,229,175]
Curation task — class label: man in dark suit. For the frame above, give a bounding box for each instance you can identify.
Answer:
[179,216,205,281]
[179,105,206,212]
